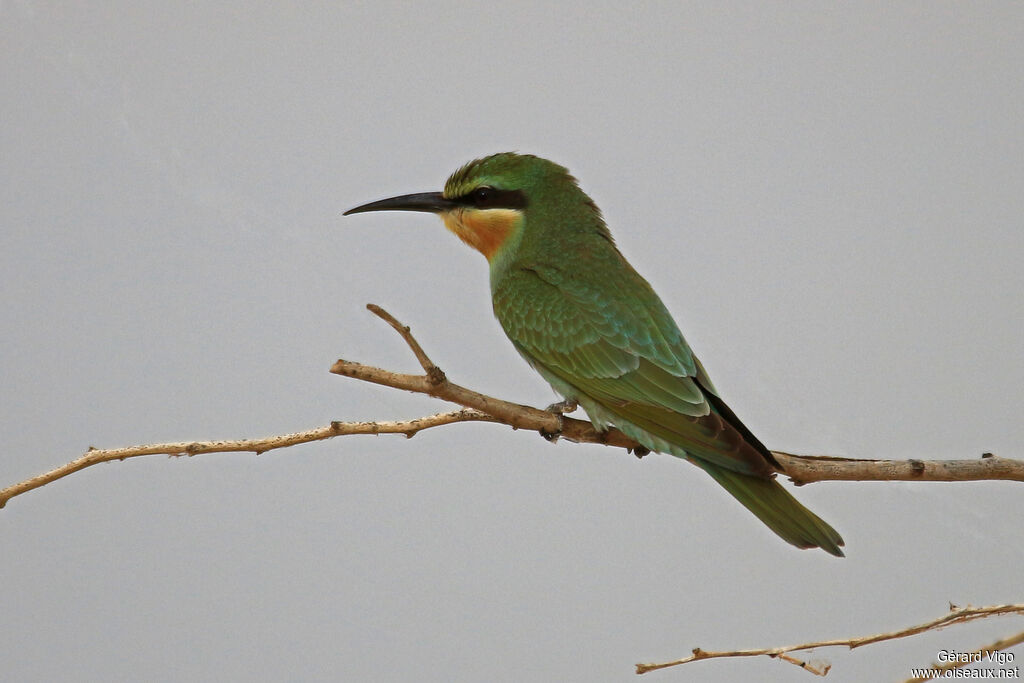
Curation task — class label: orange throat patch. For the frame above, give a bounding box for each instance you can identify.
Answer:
[442,208,521,261]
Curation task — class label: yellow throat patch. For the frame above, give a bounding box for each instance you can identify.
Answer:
[441,208,521,261]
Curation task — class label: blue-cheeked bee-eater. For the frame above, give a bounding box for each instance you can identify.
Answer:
[345,152,844,556]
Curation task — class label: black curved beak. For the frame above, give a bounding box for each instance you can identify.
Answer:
[343,192,457,216]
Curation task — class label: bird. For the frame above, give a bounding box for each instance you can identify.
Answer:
[344,152,844,556]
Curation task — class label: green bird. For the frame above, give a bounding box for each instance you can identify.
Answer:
[345,152,844,556]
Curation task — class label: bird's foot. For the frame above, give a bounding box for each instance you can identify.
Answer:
[540,399,576,442]
[539,399,576,443]
[544,398,578,415]
[539,427,561,443]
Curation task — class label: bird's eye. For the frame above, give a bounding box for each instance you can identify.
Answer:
[472,186,494,206]
[460,185,528,210]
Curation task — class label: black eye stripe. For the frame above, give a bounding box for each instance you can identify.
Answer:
[456,186,528,210]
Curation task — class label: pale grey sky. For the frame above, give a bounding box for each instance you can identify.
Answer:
[2,3,1022,681]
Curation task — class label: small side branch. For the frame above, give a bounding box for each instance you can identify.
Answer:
[636,603,1024,675]
[366,303,440,376]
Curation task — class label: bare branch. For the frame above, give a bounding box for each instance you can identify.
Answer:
[771,451,1024,485]
[2,302,1021,513]
[0,410,497,508]
[636,603,1024,675]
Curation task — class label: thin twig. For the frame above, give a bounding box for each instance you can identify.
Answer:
[636,604,1024,675]
[366,303,439,376]
[0,410,497,508]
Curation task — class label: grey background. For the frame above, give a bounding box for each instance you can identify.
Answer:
[2,3,1021,681]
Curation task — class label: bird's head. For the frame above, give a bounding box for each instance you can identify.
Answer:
[345,152,602,263]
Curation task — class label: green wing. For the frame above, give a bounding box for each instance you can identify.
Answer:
[493,261,772,475]
[493,261,844,556]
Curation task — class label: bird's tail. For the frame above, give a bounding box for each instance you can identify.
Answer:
[697,463,845,557]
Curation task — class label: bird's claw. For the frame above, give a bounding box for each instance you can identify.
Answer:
[539,428,561,443]
[545,398,578,415]
[540,399,577,443]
